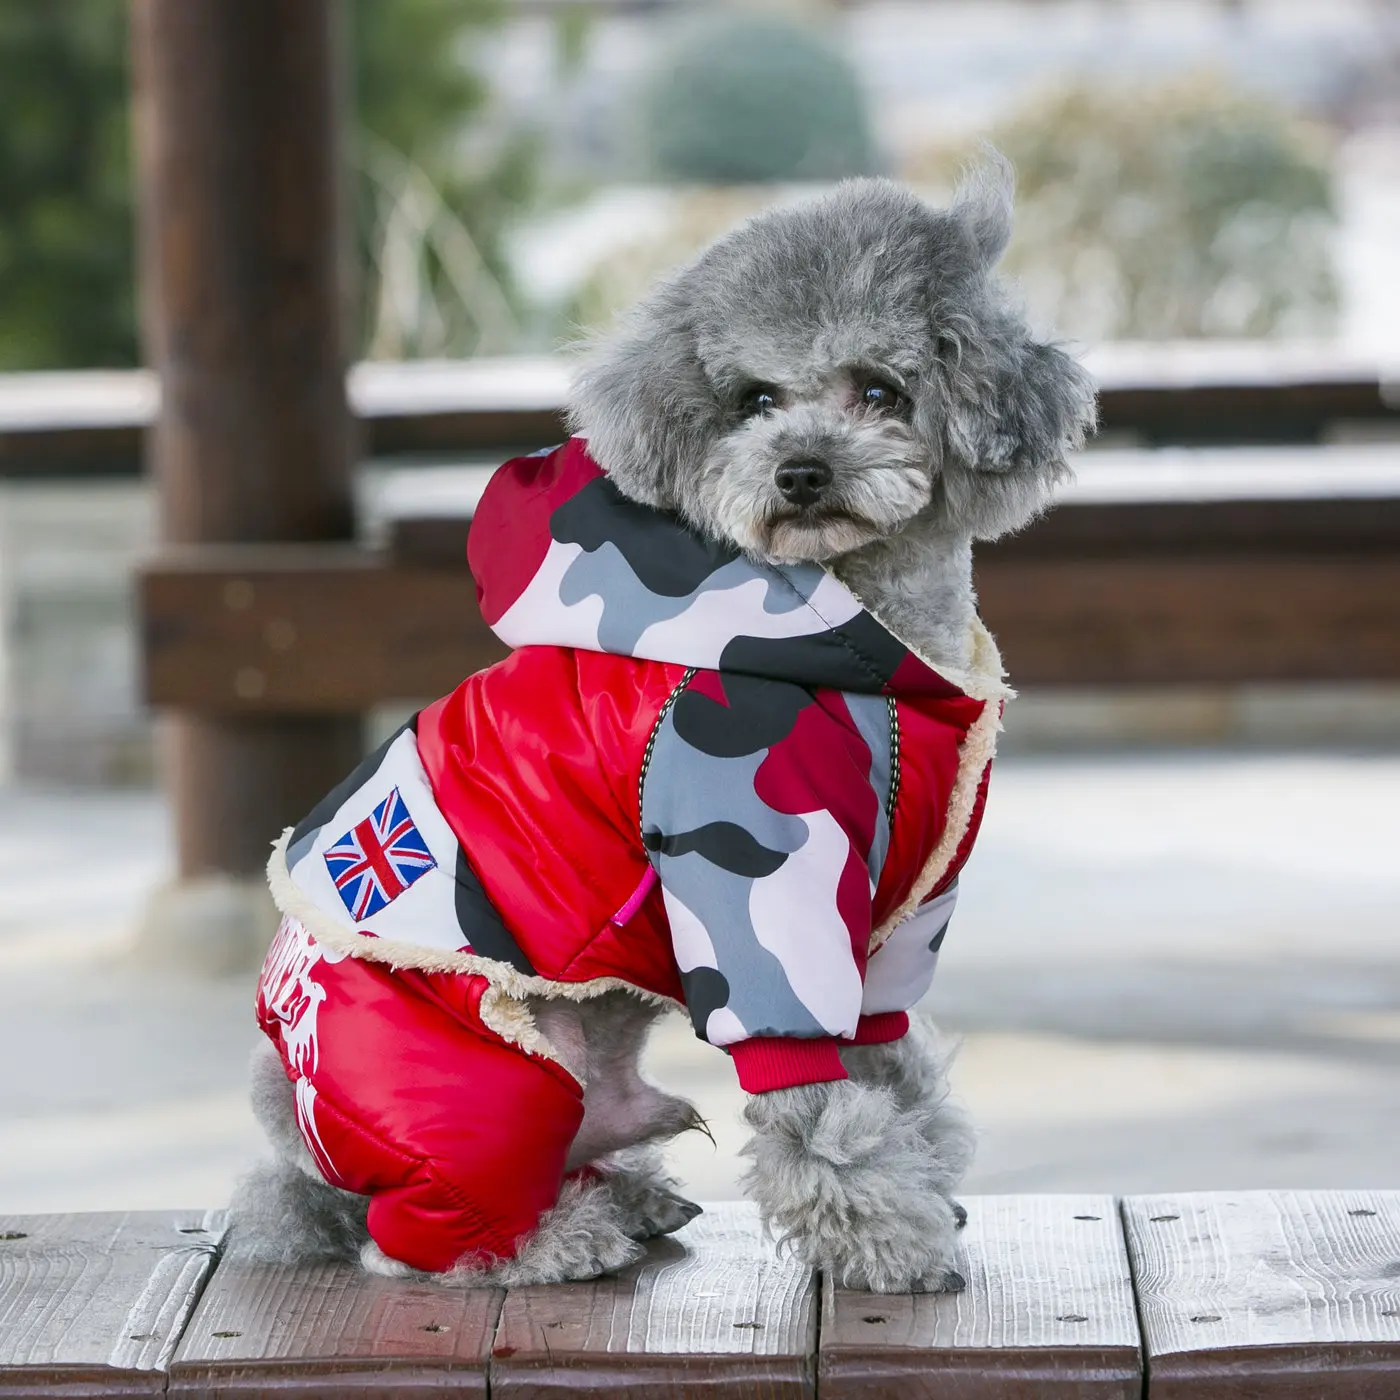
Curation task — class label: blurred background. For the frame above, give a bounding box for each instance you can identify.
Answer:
[1,0,1397,1213]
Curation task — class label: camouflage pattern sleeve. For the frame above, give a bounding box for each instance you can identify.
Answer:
[640,669,894,1053]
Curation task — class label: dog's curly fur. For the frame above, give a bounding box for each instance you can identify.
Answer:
[234,159,1095,1293]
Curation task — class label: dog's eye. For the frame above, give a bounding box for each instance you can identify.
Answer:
[862,381,903,412]
[740,386,779,418]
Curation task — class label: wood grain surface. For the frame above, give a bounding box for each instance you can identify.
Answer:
[490,1201,817,1399]
[141,543,1400,716]
[819,1195,1140,1400]
[974,553,1400,684]
[1123,1190,1400,1399]
[0,1208,224,1398]
[168,1255,503,1399]
[140,545,506,712]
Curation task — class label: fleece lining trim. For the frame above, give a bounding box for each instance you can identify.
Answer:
[870,617,1006,951]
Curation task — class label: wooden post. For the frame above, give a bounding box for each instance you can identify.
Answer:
[130,0,362,969]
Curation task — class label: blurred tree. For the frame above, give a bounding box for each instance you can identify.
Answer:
[910,75,1338,341]
[0,4,134,370]
[640,13,878,185]
[0,0,533,370]
[353,0,495,164]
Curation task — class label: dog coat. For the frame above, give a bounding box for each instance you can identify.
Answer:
[258,437,1008,1269]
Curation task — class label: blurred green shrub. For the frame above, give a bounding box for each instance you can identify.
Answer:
[0,4,133,370]
[560,13,879,338]
[910,74,1338,340]
[640,14,878,185]
[0,0,531,370]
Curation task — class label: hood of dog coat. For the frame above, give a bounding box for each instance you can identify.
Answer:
[469,437,982,701]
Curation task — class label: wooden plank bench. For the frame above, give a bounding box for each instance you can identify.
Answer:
[4,1193,1396,1397]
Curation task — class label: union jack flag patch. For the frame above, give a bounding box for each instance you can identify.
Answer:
[323,787,437,921]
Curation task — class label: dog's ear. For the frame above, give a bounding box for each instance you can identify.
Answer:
[921,155,1098,539]
[931,333,1097,540]
[566,276,721,509]
[950,148,1015,269]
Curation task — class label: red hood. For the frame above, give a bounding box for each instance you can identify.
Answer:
[468,438,969,699]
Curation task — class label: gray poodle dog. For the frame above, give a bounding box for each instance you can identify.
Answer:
[235,159,1095,1293]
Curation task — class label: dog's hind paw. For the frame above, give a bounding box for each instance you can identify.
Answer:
[621,1190,702,1241]
[491,1222,644,1285]
[614,1180,703,1241]
[481,1176,646,1286]
[598,1145,703,1240]
[360,1239,420,1279]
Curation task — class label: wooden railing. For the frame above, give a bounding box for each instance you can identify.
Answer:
[8,349,1399,705]
[2,343,1398,479]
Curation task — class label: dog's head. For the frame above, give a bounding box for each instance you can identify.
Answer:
[568,158,1096,564]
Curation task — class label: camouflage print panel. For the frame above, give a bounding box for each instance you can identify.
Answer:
[847,691,894,887]
[860,880,958,1016]
[489,462,963,698]
[641,669,894,1048]
[550,473,737,599]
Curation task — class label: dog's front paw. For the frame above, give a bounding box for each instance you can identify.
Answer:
[819,1191,965,1294]
[741,1080,964,1294]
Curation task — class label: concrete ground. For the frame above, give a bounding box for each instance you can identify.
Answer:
[2,749,1397,1215]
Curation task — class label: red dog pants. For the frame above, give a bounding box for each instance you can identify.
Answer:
[255,915,584,1272]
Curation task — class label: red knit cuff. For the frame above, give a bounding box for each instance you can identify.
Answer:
[845,1011,910,1046]
[728,1037,849,1093]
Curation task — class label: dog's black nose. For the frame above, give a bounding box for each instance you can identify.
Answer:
[774,459,832,507]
